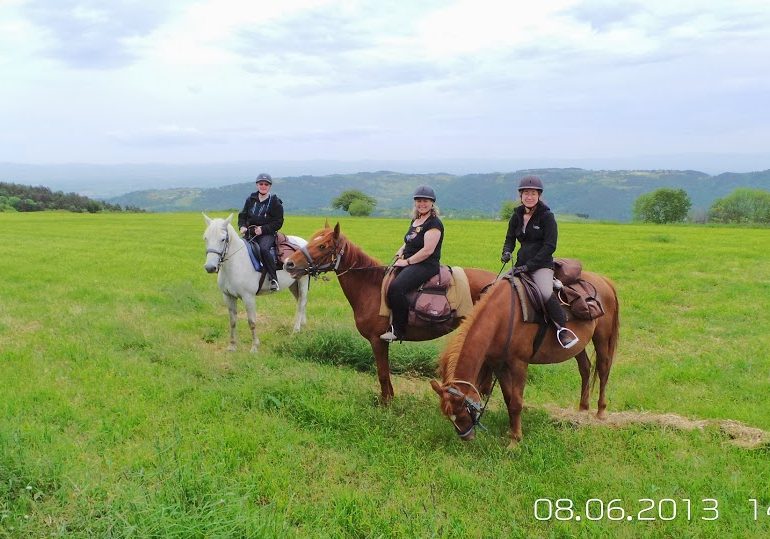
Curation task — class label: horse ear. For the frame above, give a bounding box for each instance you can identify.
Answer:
[333,222,340,239]
[324,219,330,229]
[203,212,212,225]
[225,213,234,224]
[430,379,444,396]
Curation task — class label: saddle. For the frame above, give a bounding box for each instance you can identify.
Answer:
[511,258,605,323]
[380,265,473,335]
[245,232,301,271]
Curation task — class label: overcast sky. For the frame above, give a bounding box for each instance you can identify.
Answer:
[1,0,769,171]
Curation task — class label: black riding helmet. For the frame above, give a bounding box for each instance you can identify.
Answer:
[256,173,272,185]
[413,185,436,201]
[517,176,544,192]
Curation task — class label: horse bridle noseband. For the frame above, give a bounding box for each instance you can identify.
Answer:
[297,239,345,277]
[445,379,496,438]
[206,226,231,273]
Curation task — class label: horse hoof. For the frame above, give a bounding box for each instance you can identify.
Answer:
[250,345,259,353]
[506,439,521,451]
[227,345,237,352]
[596,409,607,420]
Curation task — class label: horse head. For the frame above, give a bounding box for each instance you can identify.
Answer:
[203,213,234,273]
[284,221,342,277]
[430,379,484,440]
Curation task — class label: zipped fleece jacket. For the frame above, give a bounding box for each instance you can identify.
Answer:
[237,192,284,235]
[502,201,558,271]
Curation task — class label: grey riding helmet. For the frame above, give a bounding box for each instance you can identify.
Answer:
[413,185,436,201]
[517,176,543,192]
[256,173,272,185]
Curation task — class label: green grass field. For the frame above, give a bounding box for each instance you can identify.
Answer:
[1,211,769,538]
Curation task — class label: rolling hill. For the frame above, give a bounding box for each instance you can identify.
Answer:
[106,168,770,221]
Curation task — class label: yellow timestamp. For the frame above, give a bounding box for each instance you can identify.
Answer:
[533,498,720,522]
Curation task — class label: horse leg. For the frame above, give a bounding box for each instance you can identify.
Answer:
[369,338,394,404]
[224,293,238,352]
[575,350,591,411]
[499,360,528,446]
[241,293,260,353]
[593,340,613,420]
[290,275,309,332]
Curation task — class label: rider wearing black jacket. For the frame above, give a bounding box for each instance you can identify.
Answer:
[238,173,284,291]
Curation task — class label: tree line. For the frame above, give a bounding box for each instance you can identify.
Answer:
[631,187,770,224]
[0,182,144,213]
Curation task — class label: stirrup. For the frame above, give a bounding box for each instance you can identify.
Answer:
[379,326,401,342]
[269,278,280,292]
[556,327,578,349]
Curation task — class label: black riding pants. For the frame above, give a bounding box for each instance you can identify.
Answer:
[387,263,439,335]
[255,233,277,280]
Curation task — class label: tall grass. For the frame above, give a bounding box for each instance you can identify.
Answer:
[1,211,769,537]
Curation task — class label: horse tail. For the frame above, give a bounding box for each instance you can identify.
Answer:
[591,276,620,389]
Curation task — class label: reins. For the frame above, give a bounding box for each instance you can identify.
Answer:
[444,265,515,439]
[298,238,390,279]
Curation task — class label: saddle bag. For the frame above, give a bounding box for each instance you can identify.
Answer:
[407,266,455,325]
[558,279,605,320]
[553,258,582,286]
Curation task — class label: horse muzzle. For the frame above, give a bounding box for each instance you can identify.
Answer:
[204,263,218,274]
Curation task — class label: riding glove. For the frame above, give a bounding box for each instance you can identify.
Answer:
[500,251,512,263]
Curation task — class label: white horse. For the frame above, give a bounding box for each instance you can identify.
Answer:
[203,213,310,352]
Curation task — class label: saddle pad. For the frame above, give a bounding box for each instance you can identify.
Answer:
[512,276,535,322]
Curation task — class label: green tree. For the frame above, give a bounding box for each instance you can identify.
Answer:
[499,200,519,220]
[632,188,691,223]
[332,190,376,216]
[348,199,374,216]
[709,188,770,224]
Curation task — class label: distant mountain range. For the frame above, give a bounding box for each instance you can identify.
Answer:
[106,168,770,222]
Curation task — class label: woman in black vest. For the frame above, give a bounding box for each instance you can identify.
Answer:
[501,176,578,349]
[381,185,444,342]
[238,173,284,291]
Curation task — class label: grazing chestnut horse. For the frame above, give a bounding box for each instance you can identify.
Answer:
[430,272,619,446]
[284,223,497,403]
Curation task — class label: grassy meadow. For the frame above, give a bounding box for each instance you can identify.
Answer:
[1,211,769,538]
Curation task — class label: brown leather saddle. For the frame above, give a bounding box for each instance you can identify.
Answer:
[382,266,457,336]
[510,258,605,323]
[246,232,301,270]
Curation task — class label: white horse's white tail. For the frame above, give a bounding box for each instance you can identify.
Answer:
[202,214,309,352]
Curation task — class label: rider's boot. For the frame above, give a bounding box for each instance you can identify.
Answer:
[544,294,578,349]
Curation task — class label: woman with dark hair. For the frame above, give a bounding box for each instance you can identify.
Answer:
[501,175,578,349]
[381,185,444,342]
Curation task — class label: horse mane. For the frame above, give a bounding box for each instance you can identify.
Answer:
[438,279,503,382]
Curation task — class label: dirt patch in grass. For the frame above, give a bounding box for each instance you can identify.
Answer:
[544,405,770,449]
[395,375,770,449]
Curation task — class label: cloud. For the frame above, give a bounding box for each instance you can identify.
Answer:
[109,125,225,147]
[22,0,172,69]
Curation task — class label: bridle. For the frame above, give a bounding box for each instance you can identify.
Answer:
[445,379,497,438]
[205,225,231,273]
[296,237,346,277]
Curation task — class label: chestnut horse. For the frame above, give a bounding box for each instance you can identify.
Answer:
[430,272,619,446]
[284,223,497,403]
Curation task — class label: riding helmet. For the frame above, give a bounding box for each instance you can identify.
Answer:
[517,176,544,192]
[256,173,273,184]
[413,185,436,201]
